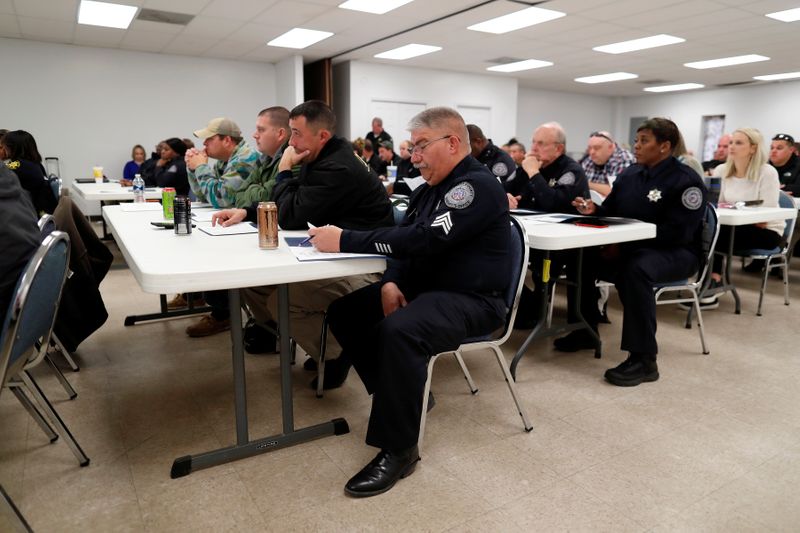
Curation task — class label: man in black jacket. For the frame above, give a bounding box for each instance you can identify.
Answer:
[467,123,516,185]
[309,106,510,497]
[212,101,393,389]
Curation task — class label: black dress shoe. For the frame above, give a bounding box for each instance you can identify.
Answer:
[604,354,658,387]
[303,357,317,372]
[553,329,597,352]
[243,321,278,354]
[309,356,351,390]
[345,445,420,498]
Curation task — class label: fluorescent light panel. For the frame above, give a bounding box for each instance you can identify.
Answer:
[765,7,800,22]
[575,72,638,84]
[487,59,553,73]
[644,83,704,93]
[338,0,413,15]
[467,6,565,34]
[593,34,684,54]
[754,71,800,81]
[374,43,441,60]
[267,28,333,49]
[684,54,769,69]
[77,0,137,29]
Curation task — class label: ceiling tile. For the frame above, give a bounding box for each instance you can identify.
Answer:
[120,28,177,51]
[0,0,15,14]
[181,15,243,38]
[253,1,329,28]
[143,0,210,15]
[13,0,78,21]
[73,24,126,47]
[17,15,74,42]
[0,15,20,36]
[162,33,215,55]
[200,0,278,21]
[128,19,185,34]
[201,38,261,59]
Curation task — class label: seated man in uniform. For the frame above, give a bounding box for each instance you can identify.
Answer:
[467,123,516,185]
[212,101,394,389]
[309,107,510,497]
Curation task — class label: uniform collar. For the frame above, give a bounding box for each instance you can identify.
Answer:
[642,155,675,179]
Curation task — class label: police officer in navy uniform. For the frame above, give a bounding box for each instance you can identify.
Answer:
[308,107,510,497]
[769,133,800,195]
[573,117,706,387]
[467,124,516,185]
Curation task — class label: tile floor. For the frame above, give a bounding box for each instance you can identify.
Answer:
[2,237,800,532]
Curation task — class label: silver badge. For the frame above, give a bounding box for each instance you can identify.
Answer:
[647,188,662,202]
[444,182,475,209]
[557,172,576,186]
[681,186,703,210]
[492,162,508,177]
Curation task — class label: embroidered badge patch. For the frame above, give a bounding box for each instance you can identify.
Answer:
[647,188,662,202]
[557,172,576,186]
[681,186,703,210]
[444,182,475,209]
[431,211,453,235]
[491,162,508,177]
[6,160,20,170]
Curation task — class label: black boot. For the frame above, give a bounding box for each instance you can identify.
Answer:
[604,353,658,387]
[553,328,598,352]
[243,320,278,354]
[309,355,351,390]
[344,445,420,497]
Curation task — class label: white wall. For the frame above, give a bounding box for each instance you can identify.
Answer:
[276,55,304,110]
[516,87,617,154]
[0,37,278,187]
[615,80,800,156]
[342,60,518,144]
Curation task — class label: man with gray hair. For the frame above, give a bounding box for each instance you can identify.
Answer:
[365,116,392,149]
[309,106,510,497]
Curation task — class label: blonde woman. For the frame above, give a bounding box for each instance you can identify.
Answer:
[709,128,782,293]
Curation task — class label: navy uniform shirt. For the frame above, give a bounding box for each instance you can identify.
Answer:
[772,153,800,196]
[476,140,516,185]
[505,153,589,213]
[597,156,706,256]
[340,155,510,296]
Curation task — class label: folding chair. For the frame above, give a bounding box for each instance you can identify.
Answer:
[0,231,90,467]
[418,216,534,449]
[653,203,720,354]
[0,484,32,533]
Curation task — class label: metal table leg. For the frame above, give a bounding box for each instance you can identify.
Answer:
[124,294,211,326]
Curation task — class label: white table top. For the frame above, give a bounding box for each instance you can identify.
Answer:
[518,215,656,250]
[103,205,387,294]
[715,206,797,226]
[72,181,163,201]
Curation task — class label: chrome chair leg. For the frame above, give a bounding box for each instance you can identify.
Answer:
[453,351,478,394]
[9,384,58,442]
[691,292,709,355]
[19,371,89,467]
[491,346,533,431]
[44,353,77,399]
[316,315,328,399]
[0,484,33,533]
[417,355,438,451]
[51,333,79,372]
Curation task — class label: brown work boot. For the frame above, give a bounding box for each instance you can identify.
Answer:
[186,315,230,337]
[167,294,188,309]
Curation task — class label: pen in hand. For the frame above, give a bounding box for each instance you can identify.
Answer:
[299,222,316,246]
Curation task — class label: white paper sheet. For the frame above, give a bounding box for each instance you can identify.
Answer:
[121,202,162,212]
[198,222,258,236]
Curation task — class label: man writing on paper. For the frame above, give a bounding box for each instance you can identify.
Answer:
[307,107,510,497]
[212,100,393,389]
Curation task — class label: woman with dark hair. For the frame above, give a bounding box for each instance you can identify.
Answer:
[573,117,707,387]
[123,144,147,181]
[151,138,189,195]
[2,129,57,214]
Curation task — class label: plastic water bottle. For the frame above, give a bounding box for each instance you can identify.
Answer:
[133,174,145,203]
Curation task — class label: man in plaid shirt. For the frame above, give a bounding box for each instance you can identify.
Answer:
[581,131,634,198]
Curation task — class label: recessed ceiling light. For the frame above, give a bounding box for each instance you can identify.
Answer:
[78,0,138,29]
[754,71,800,81]
[338,0,413,15]
[593,34,685,54]
[643,83,704,93]
[267,28,333,49]
[487,59,553,73]
[374,44,441,60]
[765,7,800,22]
[575,72,638,84]
[467,6,565,34]
[684,54,769,69]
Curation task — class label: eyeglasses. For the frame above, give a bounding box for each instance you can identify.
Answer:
[409,135,451,156]
[590,131,614,143]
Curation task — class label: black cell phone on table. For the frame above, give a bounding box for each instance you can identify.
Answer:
[151,221,196,229]
[743,199,763,206]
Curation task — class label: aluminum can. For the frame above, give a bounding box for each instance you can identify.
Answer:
[162,187,176,220]
[257,201,279,249]
[174,196,192,236]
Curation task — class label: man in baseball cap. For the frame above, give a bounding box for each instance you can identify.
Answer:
[193,117,242,140]
[770,133,800,195]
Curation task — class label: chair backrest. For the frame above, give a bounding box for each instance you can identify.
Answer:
[695,203,720,284]
[0,232,70,390]
[391,197,408,225]
[778,191,796,247]
[38,214,56,239]
[494,216,530,344]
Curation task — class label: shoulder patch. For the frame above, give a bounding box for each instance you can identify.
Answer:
[6,160,20,170]
[682,186,703,210]
[491,162,508,177]
[557,172,576,186]
[444,182,475,209]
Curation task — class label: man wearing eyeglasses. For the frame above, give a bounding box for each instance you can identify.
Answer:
[308,107,510,498]
[581,131,635,197]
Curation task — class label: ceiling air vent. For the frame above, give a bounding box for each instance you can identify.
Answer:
[136,8,195,25]
[637,79,670,85]
[486,56,524,64]
[715,80,758,88]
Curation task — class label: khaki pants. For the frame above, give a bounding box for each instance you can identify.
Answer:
[243,273,379,359]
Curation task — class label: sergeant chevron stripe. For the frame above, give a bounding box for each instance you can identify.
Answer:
[374,242,393,254]
[431,211,453,235]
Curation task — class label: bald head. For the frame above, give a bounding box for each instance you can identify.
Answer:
[531,122,566,168]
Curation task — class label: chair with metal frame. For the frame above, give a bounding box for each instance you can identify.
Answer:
[418,216,534,449]
[733,191,796,316]
[0,231,90,467]
[653,203,720,354]
[0,483,32,533]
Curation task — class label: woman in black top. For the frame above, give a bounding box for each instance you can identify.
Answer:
[151,138,189,195]
[1,130,57,214]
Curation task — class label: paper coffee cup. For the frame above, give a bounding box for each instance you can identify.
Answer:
[93,166,103,184]
[387,165,397,182]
